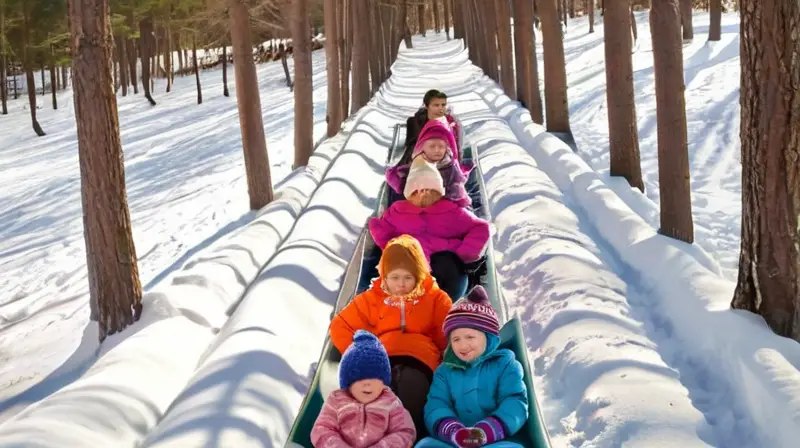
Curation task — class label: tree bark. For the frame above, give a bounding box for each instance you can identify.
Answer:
[50,47,58,109]
[1,0,7,115]
[116,35,129,96]
[22,2,45,136]
[513,0,543,124]
[539,0,571,132]
[165,23,172,92]
[433,0,441,32]
[222,39,229,97]
[177,34,184,73]
[367,1,381,94]
[650,0,693,242]
[631,6,638,43]
[291,0,314,167]
[679,0,693,40]
[418,3,426,36]
[126,34,138,93]
[340,0,353,118]
[495,0,516,99]
[192,35,201,104]
[708,0,721,41]
[443,0,451,40]
[350,0,370,111]
[138,17,156,105]
[400,0,413,49]
[68,0,143,342]
[228,0,274,210]
[589,0,595,33]
[731,0,800,341]
[324,0,342,135]
[604,0,643,192]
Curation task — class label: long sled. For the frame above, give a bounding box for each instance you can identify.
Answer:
[285,124,552,448]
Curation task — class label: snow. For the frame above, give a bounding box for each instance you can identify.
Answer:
[0,49,330,422]
[2,9,800,448]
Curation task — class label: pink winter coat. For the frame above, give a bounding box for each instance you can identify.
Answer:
[310,387,416,448]
[368,199,490,263]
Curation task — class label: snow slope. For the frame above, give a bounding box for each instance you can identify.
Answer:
[559,11,742,280]
[0,49,328,423]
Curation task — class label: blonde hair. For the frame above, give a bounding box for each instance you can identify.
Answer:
[408,189,443,208]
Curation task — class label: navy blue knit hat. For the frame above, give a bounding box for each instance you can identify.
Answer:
[339,330,392,390]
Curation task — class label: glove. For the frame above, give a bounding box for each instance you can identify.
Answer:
[436,418,465,446]
[473,416,506,444]
[452,427,485,447]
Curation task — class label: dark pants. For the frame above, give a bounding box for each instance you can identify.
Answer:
[390,356,433,442]
[430,251,469,301]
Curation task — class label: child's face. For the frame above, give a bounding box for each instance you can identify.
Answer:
[426,98,448,119]
[349,378,384,404]
[449,328,487,363]
[421,138,447,162]
[385,268,416,295]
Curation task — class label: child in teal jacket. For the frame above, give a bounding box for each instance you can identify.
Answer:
[416,286,528,447]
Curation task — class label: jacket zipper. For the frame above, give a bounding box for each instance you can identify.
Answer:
[400,299,406,332]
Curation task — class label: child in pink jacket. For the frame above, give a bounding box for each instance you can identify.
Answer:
[369,156,490,300]
[311,330,416,447]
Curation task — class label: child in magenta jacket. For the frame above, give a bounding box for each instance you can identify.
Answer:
[387,120,472,208]
[369,156,490,300]
[311,330,416,447]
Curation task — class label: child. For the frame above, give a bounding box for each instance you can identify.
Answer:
[330,235,453,441]
[417,286,529,447]
[402,89,461,160]
[370,156,490,301]
[388,120,472,208]
[311,330,416,447]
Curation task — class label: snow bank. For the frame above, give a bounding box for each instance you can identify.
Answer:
[140,109,394,448]
[0,128,354,445]
[484,84,800,446]
[463,106,710,446]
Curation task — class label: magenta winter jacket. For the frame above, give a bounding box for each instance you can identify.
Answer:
[310,387,416,448]
[368,199,490,263]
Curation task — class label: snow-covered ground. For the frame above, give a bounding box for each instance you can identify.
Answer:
[0,48,329,423]
[2,10,800,448]
[562,11,742,280]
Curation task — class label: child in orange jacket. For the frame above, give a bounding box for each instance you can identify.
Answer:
[330,234,453,442]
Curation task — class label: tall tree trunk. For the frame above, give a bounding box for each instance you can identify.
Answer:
[443,0,451,40]
[539,0,570,132]
[708,0,721,41]
[513,0,543,124]
[50,47,58,109]
[351,0,370,111]
[367,1,381,94]
[0,0,7,115]
[41,66,46,95]
[630,6,638,43]
[418,3,426,36]
[222,40,229,97]
[291,0,314,167]
[679,0,693,40]
[731,0,800,340]
[177,33,184,73]
[400,0,413,49]
[126,35,138,93]
[192,35,201,104]
[62,66,68,90]
[165,23,172,92]
[324,0,342,135]
[68,0,143,342]
[650,0,693,242]
[495,0,515,99]
[589,0,595,33]
[113,51,119,91]
[340,0,353,118]
[604,0,643,191]
[433,0,441,32]
[22,3,45,136]
[116,35,129,96]
[139,17,156,105]
[228,0,274,210]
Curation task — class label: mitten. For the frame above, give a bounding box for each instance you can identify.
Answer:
[452,427,485,447]
[473,416,506,444]
[436,418,465,443]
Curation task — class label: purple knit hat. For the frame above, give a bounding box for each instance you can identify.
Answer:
[413,120,457,157]
[442,286,500,337]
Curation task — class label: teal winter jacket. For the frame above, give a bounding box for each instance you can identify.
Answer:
[423,334,529,436]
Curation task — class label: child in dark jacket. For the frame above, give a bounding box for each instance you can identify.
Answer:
[388,120,472,208]
[417,286,529,447]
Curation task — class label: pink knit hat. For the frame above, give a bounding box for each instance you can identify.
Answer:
[403,156,445,198]
[413,120,457,157]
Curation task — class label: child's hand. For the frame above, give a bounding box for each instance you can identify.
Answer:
[452,427,486,447]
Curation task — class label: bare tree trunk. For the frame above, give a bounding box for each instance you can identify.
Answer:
[367,1,381,94]
[324,0,342,135]
[630,6,638,43]
[126,33,138,93]
[478,0,499,81]
[351,0,370,111]
[0,0,7,115]
[68,0,143,342]
[116,35,129,96]
[418,3,426,36]
[41,66,46,95]
[191,35,201,104]
[495,0,515,99]
[443,0,451,40]
[62,66,68,90]
[22,3,45,136]
[177,33,184,73]
[433,0,441,32]
[589,0,595,33]
[222,40,229,97]
[340,0,353,118]
[400,0,413,49]
[165,23,172,92]
[604,0,643,191]
[679,0,693,40]
[650,0,693,242]
[539,0,570,132]
[50,48,58,109]
[513,0,543,124]
[708,0,721,41]
[229,0,274,210]
[291,0,314,167]
[138,17,156,105]
[732,0,800,340]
